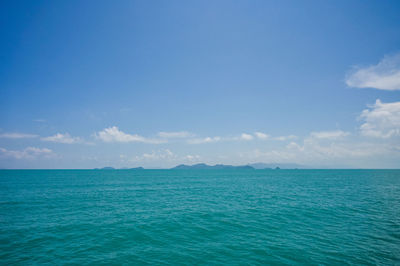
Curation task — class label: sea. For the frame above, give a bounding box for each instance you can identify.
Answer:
[0,169,399,265]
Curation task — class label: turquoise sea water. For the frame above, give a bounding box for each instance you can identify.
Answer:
[0,169,399,265]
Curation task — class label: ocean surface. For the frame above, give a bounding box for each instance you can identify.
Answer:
[0,169,399,265]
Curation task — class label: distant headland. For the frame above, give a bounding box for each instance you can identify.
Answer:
[172,163,254,170]
[95,166,144,170]
[94,163,306,170]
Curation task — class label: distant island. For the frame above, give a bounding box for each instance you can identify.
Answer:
[172,163,254,170]
[94,163,307,170]
[172,163,306,170]
[95,167,144,170]
[247,163,306,169]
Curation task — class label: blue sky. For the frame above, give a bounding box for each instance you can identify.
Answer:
[1,0,400,168]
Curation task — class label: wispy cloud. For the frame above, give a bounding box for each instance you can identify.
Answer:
[240,133,254,141]
[187,136,221,144]
[254,132,269,140]
[346,53,400,91]
[310,130,350,139]
[128,149,201,165]
[158,131,193,138]
[187,132,299,143]
[0,133,38,139]
[273,135,297,141]
[141,149,175,160]
[359,99,400,138]
[185,154,201,161]
[42,133,83,144]
[0,147,54,159]
[288,137,396,161]
[92,129,302,145]
[189,133,255,143]
[239,138,398,167]
[95,126,165,144]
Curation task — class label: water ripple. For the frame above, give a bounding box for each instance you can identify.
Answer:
[0,169,399,265]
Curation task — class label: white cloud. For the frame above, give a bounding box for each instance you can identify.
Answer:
[142,149,175,160]
[185,154,201,161]
[310,130,350,139]
[273,135,297,141]
[286,141,304,151]
[346,53,400,91]
[0,133,38,139]
[187,136,221,144]
[240,137,398,167]
[128,149,201,166]
[42,133,82,144]
[240,133,254,141]
[254,132,269,140]
[95,126,165,144]
[359,99,400,138]
[131,149,175,161]
[187,133,299,143]
[0,147,54,159]
[158,131,193,138]
[239,148,298,163]
[189,133,254,143]
[299,138,392,159]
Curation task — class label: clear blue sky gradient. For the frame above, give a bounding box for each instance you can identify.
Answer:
[1,1,400,168]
